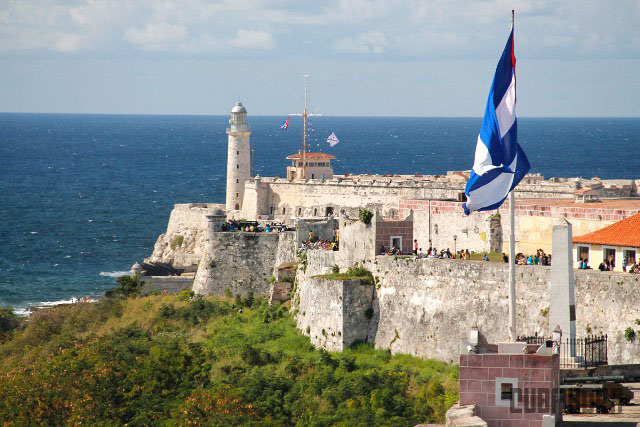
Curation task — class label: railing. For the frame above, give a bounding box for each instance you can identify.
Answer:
[517,334,608,369]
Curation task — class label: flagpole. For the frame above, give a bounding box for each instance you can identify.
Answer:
[508,9,517,343]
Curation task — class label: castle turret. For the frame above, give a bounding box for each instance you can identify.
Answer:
[226,102,252,212]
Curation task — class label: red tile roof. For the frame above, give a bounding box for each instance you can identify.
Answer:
[573,213,640,247]
[287,152,336,160]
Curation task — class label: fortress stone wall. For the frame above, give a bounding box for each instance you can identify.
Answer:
[238,175,613,223]
[399,200,640,256]
[192,231,296,297]
[180,223,640,365]
[297,251,640,365]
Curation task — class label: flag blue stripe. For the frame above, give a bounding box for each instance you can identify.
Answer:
[462,26,530,216]
[491,29,514,107]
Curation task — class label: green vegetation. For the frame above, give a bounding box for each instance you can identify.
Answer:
[359,208,374,225]
[467,251,504,262]
[0,308,21,344]
[331,264,340,274]
[315,264,375,285]
[624,327,636,342]
[0,290,458,425]
[104,273,145,298]
[170,235,185,250]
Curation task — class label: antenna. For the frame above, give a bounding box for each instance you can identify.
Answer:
[302,74,310,179]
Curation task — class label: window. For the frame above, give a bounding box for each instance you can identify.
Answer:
[236,179,239,183]
[235,203,239,210]
[237,151,239,155]
[624,249,636,264]
[495,377,518,407]
[297,208,302,216]
[282,207,286,215]
[311,173,315,179]
[270,206,274,215]
[603,247,616,267]
[236,164,239,169]
[236,193,239,198]
[577,246,589,262]
[313,208,318,216]
[325,207,334,216]
[501,383,513,400]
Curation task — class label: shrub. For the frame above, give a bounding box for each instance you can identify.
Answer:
[177,289,194,301]
[105,274,144,298]
[332,264,340,274]
[624,327,636,342]
[170,235,184,250]
[0,308,21,342]
[359,208,374,225]
[0,294,458,425]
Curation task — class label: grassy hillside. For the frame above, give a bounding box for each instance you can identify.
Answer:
[0,290,458,426]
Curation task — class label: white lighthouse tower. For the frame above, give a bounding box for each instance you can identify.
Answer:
[225,102,252,212]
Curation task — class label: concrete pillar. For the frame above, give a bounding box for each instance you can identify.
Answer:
[549,218,576,353]
[206,209,227,240]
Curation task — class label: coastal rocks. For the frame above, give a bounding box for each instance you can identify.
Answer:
[145,203,224,270]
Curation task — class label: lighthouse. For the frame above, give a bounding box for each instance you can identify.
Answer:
[225,102,252,212]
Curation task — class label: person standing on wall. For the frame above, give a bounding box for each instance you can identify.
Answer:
[413,239,418,255]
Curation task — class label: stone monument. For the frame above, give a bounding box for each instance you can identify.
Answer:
[548,218,576,351]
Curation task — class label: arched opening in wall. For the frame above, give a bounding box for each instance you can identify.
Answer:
[270,206,274,215]
[297,208,302,216]
[325,207,334,216]
[235,203,239,210]
[282,207,286,215]
[311,173,315,179]
[313,208,318,216]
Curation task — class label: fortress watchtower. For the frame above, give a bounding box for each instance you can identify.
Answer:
[226,102,252,212]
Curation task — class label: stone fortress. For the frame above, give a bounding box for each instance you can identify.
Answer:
[138,102,640,367]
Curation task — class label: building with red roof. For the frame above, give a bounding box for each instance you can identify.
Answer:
[573,212,640,271]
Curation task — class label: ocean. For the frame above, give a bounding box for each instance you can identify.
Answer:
[1,113,639,312]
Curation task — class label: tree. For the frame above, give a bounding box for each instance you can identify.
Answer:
[105,274,144,298]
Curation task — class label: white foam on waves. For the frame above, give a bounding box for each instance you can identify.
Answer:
[99,270,132,278]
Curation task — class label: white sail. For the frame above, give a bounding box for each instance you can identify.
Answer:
[327,132,339,147]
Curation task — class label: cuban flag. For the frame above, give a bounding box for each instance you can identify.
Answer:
[462,23,530,215]
[280,116,290,130]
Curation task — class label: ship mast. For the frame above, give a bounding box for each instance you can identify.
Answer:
[302,74,309,179]
[289,74,321,180]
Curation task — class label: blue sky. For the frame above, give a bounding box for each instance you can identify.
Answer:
[1,0,639,116]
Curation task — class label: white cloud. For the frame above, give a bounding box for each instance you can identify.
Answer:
[227,29,275,50]
[335,31,388,54]
[53,32,89,52]
[124,23,189,51]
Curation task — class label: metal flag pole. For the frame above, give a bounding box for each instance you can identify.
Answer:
[508,9,517,342]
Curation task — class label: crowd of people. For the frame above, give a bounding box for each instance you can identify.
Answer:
[299,230,339,251]
[515,249,551,266]
[221,220,290,233]
[594,255,639,273]
[300,239,339,251]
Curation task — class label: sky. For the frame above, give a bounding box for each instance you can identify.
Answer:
[0,0,639,117]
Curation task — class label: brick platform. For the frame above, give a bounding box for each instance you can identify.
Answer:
[459,352,560,427]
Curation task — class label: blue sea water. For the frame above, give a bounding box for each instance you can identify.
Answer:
[1,113,639,311]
